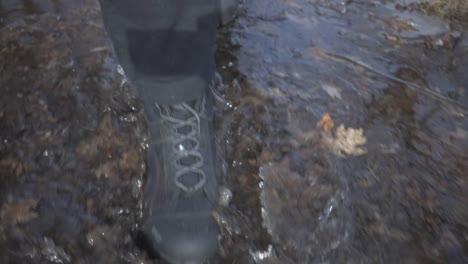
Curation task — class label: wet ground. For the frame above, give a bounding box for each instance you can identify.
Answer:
[1,0,468,263]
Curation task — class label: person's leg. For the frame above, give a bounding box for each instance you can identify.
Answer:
[99,0,218,105]
[98,1,220,263]
[220,0,239,25]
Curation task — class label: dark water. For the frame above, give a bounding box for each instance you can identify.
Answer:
[1,0,468,263]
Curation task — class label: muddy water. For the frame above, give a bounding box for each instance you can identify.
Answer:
[1,0,468,263]
[0,1,149,263]
[216,0,468,263]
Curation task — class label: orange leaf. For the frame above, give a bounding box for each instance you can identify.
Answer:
[317,113,335,131]
[306,47,327,60]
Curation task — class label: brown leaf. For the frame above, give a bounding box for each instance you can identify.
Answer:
[95,161,118,179]
[383,17,416,33]
[256,149,274,164]
[86,198,95,213]
[96,111,113,135]
[15,163,24,177]
[1,199,39,224]
[0,158,24,177]
[119,149,141,171]
[306,47,328,60]
[0,158,18,168]
[76,137,99,157]
[384,33,400,44]
[285,0,300,8]
[317,112,335,131]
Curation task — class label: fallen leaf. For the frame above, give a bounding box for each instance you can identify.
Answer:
[384,33,400,43]
[0,158,23,176]
[256,149,274,164]
[448,127,467,141]
[382,17,416,33]
[1,199,39,224]
[90,46,109,52]
[317,113,335,132]
[86,198,95,213]
[306,47,327,60]
[96,112,113,135]
[76,137,99,157]
[322,124,367,156]
[119,149,140,171]
[333,125,367,155]
[285,0,300,8]
[95,161,118,179]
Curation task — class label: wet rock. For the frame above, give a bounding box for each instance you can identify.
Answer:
[259,158,345,255]
[321,82,343,100]
[365,123,402,154]
[219,186,233,207]
[459,33,468,48]
[41,237,71,264]
[95,161,118,179]
[387,12,450,39]
[250,245,279,264]
[0,1,146,262]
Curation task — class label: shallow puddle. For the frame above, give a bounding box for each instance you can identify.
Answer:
[1,0,468,263]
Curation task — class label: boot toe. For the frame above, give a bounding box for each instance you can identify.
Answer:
[143,214,219,263]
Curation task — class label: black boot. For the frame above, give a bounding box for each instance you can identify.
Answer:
[97,1,222,261]
[141,94,219,264]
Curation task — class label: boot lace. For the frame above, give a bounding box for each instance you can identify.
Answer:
[156,97,206,193]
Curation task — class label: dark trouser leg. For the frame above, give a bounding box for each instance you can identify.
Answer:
[98,0,218,105]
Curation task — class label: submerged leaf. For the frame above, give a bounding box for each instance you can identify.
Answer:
[1,199,39,224]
